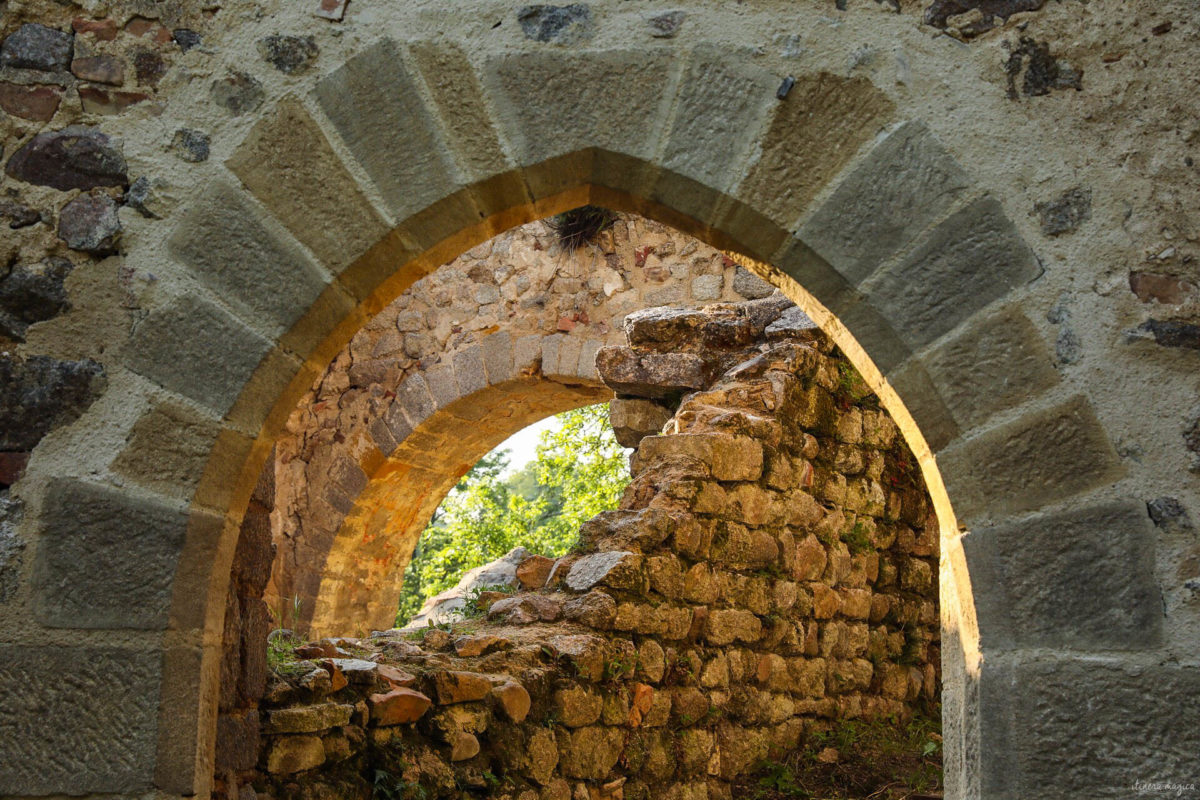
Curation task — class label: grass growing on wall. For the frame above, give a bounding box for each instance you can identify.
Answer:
[396,404,630,626]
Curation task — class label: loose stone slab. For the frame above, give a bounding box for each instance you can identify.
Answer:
[0,646,160,794]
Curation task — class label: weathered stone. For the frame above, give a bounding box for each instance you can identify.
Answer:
[0,24,73,71]
[171,128,210,162]
[737,73,893,226]
[168,180,328,335]
[800,121,969,284]
[647,10,686,37]
[266,735,325,774]
[370,688,432,726]
[0,646,160,794]
[635,433,762,481]
[484,49,673,165]
[57,191,121,254]
[71,54,124,84]
[78,86,151,115]
[1035,186,1091,236]
[563,590,617,629]
[4,126,128,191]
[450,731,481,761]
[979,659,1200,797]
[265,703,353,734]
[1129,271,1194,305]
[0,494,24,601]
[516,554,556,588]
[731,266,774,299]
[435,671,492,704]
[1146,496,1193,535]
[215,710,260,772]
[0,82,62,121]
[0,353,105,450]
[938,395,1123,521]
[172,28,201,50]
[454,634,510,657]
[704,608,762,645]
[517,4,593,44]
[597,347,709,397]
[555,687,603,727]
[124,294,272,415]
[493,681,531,722]
[964,502,1161,650]
[624,306,758,350]
[258,34,318,74]
[0,257,71,341]
[1004,36,1082,99]
[863,196,1041,349]
[566,551,639,592]
[919,306,1058,431]
[110,399,221,496]
[660,53,774,189]
[1134,318,1200,351]
[211,70,265,115]
[313,38,459,220]
[33,478,191,628]
[558,726,625,780]
[692,273,723,300]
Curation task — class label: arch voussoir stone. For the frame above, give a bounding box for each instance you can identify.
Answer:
[167,178,330,339]
[860,196,1042,352]
[799,120,972,286]
[482,49,681,168]
[311,38,467,221]
[124,294,273,417]
[225,97,389,272]
[937,395,1124,524]
[32,478,193,629]
[963,501,1161,652]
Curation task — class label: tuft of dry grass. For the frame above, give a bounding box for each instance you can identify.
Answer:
[547,205,617,251]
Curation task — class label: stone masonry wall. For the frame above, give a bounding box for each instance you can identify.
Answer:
[224,298,939,800]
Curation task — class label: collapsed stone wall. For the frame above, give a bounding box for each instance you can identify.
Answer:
[221,298,938,800]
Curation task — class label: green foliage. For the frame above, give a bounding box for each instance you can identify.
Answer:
[461,582,517,620]
[396,404,630,626]
[372,768,426,800]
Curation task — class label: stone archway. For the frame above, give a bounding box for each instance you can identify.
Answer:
[2,5,1191,799]
[266,215,774,637]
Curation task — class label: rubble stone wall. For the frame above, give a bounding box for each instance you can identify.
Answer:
[227,298,938,800]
